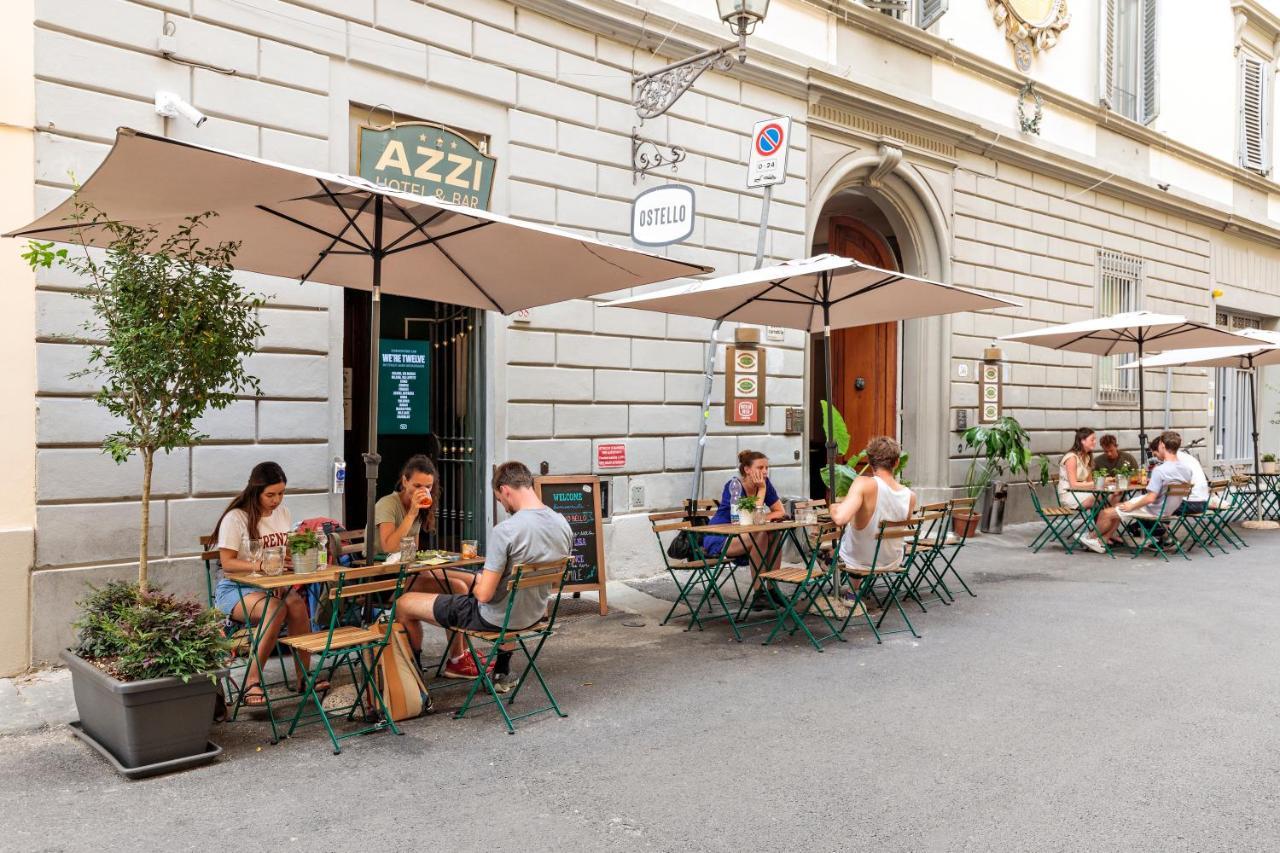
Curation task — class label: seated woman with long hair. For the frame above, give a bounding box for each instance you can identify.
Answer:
[211,462,318,706]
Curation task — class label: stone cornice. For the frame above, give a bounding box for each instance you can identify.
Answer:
[1232,0,1280,57]
[520,0,1280,246]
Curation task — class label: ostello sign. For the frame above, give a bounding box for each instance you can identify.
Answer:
[630,184,696,247]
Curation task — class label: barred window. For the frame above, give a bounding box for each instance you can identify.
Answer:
[1096,250,1143,405]
[1214,310,1263,462]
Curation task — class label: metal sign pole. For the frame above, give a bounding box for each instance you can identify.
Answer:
[689,184,773,507]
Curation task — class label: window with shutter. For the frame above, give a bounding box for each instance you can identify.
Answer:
[1102,0,1157,124]
[1239,53,1271,175]
[917,0,947,30]
[1095,250,1143,405]
[862,0,911,21]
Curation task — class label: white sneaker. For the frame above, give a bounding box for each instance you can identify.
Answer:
[1078,536,1106,554]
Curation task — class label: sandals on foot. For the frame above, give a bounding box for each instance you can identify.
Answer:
[242,685,267,707]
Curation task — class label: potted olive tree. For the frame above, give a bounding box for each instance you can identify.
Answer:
[25,205,264,775]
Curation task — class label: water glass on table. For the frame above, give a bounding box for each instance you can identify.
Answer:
[244,537,264,573]
[399,536,417,565]
[461,539,479,559]
[262,545,286,576]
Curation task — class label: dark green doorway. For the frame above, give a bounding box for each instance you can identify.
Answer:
[344,291,486,551]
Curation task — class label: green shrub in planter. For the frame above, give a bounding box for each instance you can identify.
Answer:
[74,581,230,683]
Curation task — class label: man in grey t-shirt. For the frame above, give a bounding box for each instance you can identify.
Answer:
[396,461,571,681]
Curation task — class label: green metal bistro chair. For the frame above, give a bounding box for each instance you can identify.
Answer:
[838,514,930,643]
[454,558,572,735]
[648,509,718,630]
[1202,480,1247,552]
[1123,483,1192,562]
[903,502,954,610]
[756,523,844,652]
[279,560,410,754]
[1027,476,1083,554]
[935,496,977,598]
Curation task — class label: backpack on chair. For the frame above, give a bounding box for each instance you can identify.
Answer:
[365,621,432,721]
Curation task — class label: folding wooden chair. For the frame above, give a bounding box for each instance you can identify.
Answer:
[838,514,930,643]
[1202,481,1247,552]
[328,527,369,566]
[1123,483,1192,562]
[454,558,572,734]
[935,496,977,598]
[279,561,410,754]
[903,502,954,609]
[648,509,718,630]
[1027,476,1083,553]
[756,523,844,652]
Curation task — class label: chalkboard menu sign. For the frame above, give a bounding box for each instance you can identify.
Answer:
[534,475,607,615]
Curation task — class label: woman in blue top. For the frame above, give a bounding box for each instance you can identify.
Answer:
[701,450,786,566]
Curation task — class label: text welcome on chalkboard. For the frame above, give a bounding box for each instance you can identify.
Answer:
[538,480,601,586]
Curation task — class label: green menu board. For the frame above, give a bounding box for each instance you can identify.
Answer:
[378,340,430,435]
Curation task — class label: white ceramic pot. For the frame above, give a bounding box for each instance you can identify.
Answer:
[1264,461,1278,475]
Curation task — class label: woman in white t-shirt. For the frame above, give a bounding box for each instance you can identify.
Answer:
[211,462,314,706]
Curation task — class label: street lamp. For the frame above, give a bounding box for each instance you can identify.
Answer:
[633,0,771,120]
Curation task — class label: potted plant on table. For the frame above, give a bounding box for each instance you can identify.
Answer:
[289,529,322,574]
[1263,453,1278,475]
[736,494,759,527]
[960,415,1044,536]
[1115,463,1133,491]
[24,204,264,775]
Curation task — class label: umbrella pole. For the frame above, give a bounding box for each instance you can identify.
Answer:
[363,196,385,562]
[1243,360,1279,530]
[1136,337,1149,463]
[822,283,838,597]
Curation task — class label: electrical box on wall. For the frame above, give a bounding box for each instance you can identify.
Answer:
[784,407,804,434]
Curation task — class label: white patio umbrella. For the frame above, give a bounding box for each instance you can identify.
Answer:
[1000,311,1258,456]
[605,254,1020,523]
[6,127,710,558]
[1121,328,1280,529]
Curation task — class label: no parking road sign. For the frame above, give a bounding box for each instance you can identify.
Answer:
[747,116,791,188]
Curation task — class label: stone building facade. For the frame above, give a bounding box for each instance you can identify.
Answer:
[4,0,1280,673]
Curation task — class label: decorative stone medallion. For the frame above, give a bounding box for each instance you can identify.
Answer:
[987,0,1071,71]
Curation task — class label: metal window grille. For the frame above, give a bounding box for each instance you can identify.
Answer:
[1213,310,1262,463]
[1095,249,1143,405]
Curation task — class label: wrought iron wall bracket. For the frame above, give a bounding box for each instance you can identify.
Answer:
[632,37,744,121]
[632,128,687,183]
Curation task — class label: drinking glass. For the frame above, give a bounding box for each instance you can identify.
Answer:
[262,546,285,576]
[400,536,418,565]
[461,539,479,559]
[246,537,264,572]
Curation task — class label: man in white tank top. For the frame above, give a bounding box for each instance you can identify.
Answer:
[830,436,918,569]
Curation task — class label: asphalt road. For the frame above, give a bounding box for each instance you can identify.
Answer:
[3,525,1279,852]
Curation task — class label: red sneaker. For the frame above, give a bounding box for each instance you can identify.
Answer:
[443,651,495,680]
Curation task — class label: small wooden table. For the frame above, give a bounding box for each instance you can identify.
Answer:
[684,520,817,640]
[226,554,484,734]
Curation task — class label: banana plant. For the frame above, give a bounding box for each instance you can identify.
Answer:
[819,400,910,498]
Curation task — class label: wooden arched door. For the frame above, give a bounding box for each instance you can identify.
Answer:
[814,216,899,463]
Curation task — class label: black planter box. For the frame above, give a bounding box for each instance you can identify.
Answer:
[62,650,226,771]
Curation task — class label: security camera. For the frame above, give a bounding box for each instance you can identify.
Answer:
[154,91,206,127]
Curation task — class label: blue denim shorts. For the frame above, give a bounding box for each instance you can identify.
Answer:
[213,577,256,617]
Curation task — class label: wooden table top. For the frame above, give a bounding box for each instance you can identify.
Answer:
[232,554,485,590]
[695,519,814,536]
[1068,485,1146,494]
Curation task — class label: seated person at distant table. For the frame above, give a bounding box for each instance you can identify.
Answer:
[396,461,571,685]
[1092,433,1139,474]
[830,436,917,570]
[1085,431,1193,553]
[376,454,477,660]
[699,450,786,570]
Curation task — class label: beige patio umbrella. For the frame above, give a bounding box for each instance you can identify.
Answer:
[6,127,710,557]
[605,254,1020,561]
[1000,311,1258,456]
[1122,328,1280,529]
